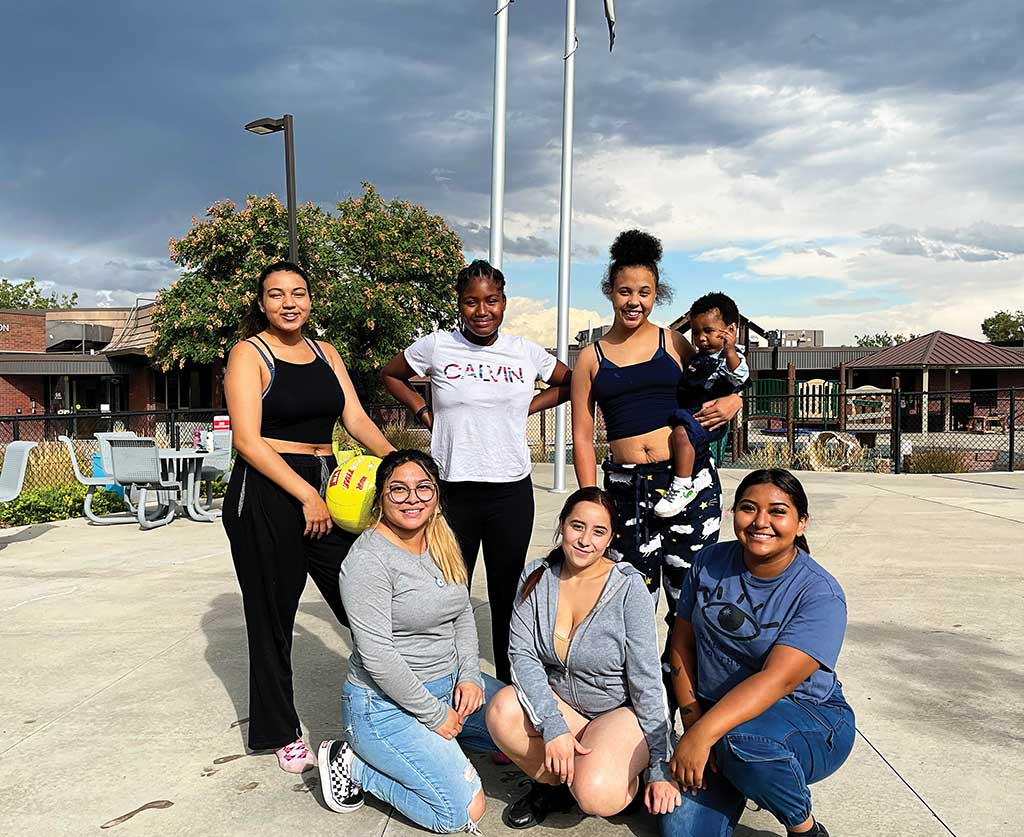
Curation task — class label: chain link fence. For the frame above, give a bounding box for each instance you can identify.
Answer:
[731,387,1021,474]
[1,387,1018,491]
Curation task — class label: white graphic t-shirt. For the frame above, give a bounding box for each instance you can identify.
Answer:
[405,331,557,482]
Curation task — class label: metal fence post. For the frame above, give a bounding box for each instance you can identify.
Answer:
[1009,388,1016,473]
[170,410,179,449]
[891,376,902,474]
[12,418,19,441]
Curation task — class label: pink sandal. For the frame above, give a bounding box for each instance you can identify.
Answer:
[276,738,316,774]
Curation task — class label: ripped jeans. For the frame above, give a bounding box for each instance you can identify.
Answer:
[342,673,503,834]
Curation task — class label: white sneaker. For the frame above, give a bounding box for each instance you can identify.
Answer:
[318,739,364,813]
[654,485,697,517]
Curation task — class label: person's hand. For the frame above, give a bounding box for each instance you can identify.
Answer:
[694,393,742,432]
[434,706,464,740]
[453,681,484,720]
[670,732,716,795]
[718,325,737,353]
[645,779,682,815]
[544,733,592,785]
[301,491,333,539]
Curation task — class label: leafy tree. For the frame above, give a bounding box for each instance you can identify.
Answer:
[854,332,921,348]
[152,183,463,397]
[981,310,1024,343]
[0,277,78,309]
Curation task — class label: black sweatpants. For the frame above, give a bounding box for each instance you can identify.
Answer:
[441,475,534,684]
[222,454,356,751]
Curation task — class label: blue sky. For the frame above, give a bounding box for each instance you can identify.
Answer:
[2,1,1023,345]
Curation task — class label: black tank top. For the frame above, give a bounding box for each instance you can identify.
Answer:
[247,335,345,444]
[591,329,681,441]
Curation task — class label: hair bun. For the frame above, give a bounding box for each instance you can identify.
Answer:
[610,229,662,266]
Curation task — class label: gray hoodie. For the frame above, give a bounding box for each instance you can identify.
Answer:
[509,557,672,783]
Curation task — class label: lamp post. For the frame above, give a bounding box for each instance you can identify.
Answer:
[244,114,298,263]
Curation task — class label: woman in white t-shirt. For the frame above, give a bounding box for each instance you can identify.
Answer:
[381,259,572,684]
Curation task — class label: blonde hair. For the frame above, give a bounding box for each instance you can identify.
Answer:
[373,450,468,586]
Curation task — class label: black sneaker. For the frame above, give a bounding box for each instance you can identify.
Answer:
[789,821,829,837]
[317,739,364,813]
[502,780,574,829]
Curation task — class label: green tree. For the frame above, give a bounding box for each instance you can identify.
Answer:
[981,310,1024,342]
[854,332,921,348]
[152,184,464,397]
[0,277,78,309]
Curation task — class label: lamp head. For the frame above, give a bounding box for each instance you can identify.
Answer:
[245,117,285,135]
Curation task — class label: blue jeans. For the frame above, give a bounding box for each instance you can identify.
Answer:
[659,689,855,836]
[342,673,502,834]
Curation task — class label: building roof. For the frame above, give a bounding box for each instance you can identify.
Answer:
[103,300,157,356]
[0,352,135,376]
[845,331,1024,369]
[747,346,878,372]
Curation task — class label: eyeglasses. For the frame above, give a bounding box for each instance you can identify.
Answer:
[386,482,437,504]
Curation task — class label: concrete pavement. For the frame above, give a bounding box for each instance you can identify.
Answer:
[0,466,1020,836]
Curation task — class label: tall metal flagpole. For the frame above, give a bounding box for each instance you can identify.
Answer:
[552,0,577,493]
[489,0,511,270]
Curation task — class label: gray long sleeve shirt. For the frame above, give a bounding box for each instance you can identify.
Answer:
[509,558,673,783]
[339,529,483,730]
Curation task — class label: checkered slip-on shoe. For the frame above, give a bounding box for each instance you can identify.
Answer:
[318,739,364,813]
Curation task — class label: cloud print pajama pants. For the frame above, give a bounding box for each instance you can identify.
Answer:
[602,455,722,697]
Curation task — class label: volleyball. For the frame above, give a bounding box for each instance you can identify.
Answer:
[325,454,381,534]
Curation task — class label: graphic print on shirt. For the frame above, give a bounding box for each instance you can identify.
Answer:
[700,573,780,642]
[443,362,525,383]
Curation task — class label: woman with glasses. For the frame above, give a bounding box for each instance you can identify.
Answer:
[318,450,503,834]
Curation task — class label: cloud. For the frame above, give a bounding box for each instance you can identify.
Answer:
[501,296,606,348]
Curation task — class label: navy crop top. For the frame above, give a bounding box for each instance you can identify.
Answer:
[591,329,681,442]
[247,335,345,444]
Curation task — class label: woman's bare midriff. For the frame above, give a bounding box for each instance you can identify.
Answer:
[608,426,672,465]
[264,438,335,457]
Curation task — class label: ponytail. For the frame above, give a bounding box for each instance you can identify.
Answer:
[519,547,562,603]
[795,534,810,554]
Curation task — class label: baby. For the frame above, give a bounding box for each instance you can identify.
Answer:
[654,292,748,518]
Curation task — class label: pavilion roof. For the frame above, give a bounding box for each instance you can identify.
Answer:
[845,331,1024,369]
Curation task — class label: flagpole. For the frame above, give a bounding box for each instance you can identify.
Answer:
[489,0,511,270]
[552,0,577,493]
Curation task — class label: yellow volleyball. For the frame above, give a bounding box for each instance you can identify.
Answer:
[325,453,382,534]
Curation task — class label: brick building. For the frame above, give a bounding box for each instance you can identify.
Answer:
[0,303,223,422]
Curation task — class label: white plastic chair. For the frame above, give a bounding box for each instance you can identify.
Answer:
[95,432,140,512]
[107,438,182,530]
[0,441,38,503]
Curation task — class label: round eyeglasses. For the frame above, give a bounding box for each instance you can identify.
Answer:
[386,483,437,504]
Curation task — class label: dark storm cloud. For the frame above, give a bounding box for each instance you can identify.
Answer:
[1,1,1022,303]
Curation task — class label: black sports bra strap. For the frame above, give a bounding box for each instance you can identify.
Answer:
[593,340,606,362]
[305,337,329,364]
[659,329,666,349]
[247,336,275,369]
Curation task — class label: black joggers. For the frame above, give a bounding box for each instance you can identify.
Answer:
[442,475,534,684]
[222,454,355,751]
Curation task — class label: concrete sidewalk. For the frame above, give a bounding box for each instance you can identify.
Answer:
[0,466,1020,836]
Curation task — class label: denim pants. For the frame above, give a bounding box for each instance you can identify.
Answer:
[342,672,503,834]
[659,689,855,836]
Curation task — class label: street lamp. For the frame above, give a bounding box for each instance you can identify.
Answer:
[244,114,298,263]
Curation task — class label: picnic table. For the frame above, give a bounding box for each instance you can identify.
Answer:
[157,448,219,522]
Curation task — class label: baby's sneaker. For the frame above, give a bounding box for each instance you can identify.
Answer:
[318,739,364,813]
[275,737,316,774]
[654,485,697,518]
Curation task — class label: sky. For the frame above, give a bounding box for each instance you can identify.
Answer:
[2,0,1023,346]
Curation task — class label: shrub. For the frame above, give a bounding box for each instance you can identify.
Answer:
[0,486,126,527]
[906,448,972,474]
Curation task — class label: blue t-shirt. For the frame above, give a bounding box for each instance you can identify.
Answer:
[677,541,847,704]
